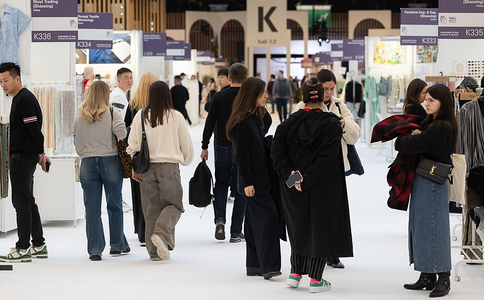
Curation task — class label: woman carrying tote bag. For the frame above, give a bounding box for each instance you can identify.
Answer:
[127,81,193,261]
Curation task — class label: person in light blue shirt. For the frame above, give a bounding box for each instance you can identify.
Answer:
[0,5,31,64]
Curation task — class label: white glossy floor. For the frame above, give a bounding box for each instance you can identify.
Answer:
[1,114,483,299]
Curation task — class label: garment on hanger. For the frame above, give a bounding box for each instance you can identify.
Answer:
[364,76,379,126]
[0,4,31,64]
[458,99,484,175]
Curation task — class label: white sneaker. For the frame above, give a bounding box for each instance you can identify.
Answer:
[122,201,132,213]
[151,235,170,260]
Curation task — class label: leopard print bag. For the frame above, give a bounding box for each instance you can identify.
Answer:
[110,108,132,178]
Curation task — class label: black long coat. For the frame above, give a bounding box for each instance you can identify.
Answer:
[271,109,353,258]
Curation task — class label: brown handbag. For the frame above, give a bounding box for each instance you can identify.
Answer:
[110,107,132,178]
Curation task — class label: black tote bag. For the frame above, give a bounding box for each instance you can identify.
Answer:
[132,109,150,174]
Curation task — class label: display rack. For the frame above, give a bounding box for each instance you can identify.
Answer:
[452,221,484,282]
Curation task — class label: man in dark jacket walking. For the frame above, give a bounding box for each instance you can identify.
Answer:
[272,70,293,123]
[0,62,51,263]
[200,63,248,243]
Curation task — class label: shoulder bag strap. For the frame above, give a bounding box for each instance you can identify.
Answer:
[140,108,147,141]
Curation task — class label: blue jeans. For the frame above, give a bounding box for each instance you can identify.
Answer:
[275,98,288,123]
[80,156,129,256]
[213,146,246,234]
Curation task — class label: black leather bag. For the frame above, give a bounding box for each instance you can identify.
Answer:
[416,157,453,185]
[132,109,150,174]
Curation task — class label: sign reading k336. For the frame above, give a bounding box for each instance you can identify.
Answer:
[247,0,287,47]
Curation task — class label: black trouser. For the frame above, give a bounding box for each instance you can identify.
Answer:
[9,154,45,249]
[130,178,145,243]
[244,190,281,274]
[291,251,327,280]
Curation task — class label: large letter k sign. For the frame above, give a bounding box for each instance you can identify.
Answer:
[258,7,277,32]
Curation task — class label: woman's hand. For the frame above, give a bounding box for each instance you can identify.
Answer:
[411,129,422,135]
[132,169,142,183]
[340,118,345,128]
[290,171,303,192]
[244,185,255,197]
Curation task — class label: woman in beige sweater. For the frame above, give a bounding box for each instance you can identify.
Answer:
[127,81,194,261]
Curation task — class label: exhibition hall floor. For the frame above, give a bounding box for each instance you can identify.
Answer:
[1,115,483,299]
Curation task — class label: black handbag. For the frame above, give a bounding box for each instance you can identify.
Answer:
[416,157,453,185]
[132,109,150,174]
[345,144,364,176]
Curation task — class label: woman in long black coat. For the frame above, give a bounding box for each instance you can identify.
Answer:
[226,77,281,280]
[271,77,353,293]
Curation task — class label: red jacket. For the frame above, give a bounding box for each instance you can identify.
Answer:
[371,115,424,211]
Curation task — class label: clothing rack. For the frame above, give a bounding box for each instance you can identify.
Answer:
[452,218,484,282]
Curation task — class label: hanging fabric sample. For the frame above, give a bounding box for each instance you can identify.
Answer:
[34,87,55,150]
[55,90,76,154]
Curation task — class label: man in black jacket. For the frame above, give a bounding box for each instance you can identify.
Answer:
[0,62,50,263]
[171,75,192,125]
[201,63,247,242]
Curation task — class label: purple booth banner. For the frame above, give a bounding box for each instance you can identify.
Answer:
[343,39,365,61]
[330,43,343,61]
[400,8,438,45]
[143,33,167,56]
[32,31,77,42]
[31,0,77,17]
[439,0,484,13]
[78,13,113,49]
[400,9,438,25]
[165,41,191,61]
[197,51,214,65]
[78,13,113,29]
[32,0,78,42]
[313,52,332,66]
[439,0,484,39]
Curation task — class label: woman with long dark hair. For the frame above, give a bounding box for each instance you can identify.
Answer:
[272,77,353,293]
[396,84,457,297]
[226,77,281,279]
[127,81,193,261]
[403,78,428,118]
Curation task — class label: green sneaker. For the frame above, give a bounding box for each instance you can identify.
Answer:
[31,244,48,259]
[286,273,301,288]
[0,247,32,263]
[309,278,331,293]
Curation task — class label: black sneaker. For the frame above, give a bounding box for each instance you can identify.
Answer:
[215,222,225,240]
[230,233,245,243]
[89,254,102,261]
[109,246,131,255]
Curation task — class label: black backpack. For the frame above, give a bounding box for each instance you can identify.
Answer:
[189,160,214,208]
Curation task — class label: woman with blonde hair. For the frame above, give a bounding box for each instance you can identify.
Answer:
[125,72,159,246]
[73,80,130,261]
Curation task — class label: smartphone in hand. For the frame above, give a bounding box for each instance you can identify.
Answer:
[285,171,303,188]
[45,161,51,172]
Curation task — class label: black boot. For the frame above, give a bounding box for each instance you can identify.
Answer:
[404,273,436,290]
[429,271,450,298]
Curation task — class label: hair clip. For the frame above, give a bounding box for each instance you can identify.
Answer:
[310,95,319,99]
[309,90,318,94]
[305,80,319,87]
